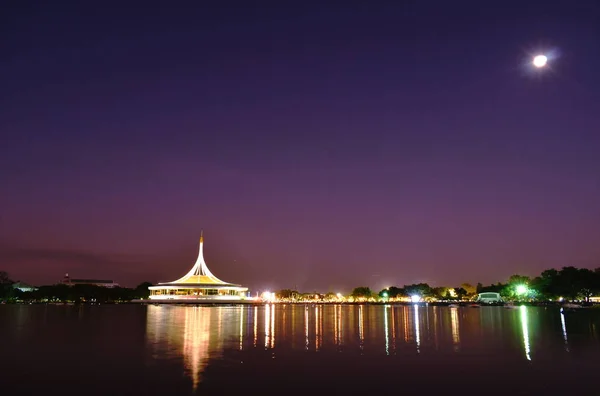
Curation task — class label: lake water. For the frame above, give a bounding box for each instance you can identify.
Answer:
[1,304,599,395]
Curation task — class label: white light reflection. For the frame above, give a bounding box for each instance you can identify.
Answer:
[337,305,343,346]
[450,307,460,350]
[334,305,339,345]
[253,306,258,347]
[239,306,244,350]
[390,306,396,353]
[315,305,321,351]
[358,305,365,351]
[182,307,211,391]
[520,306,531,361]
[271,304,276,348]
[560,309,569,352]
[384,305,390,355]
[433,306,439,350]
[402,306,410,343]
[264,304,271,348]
[145,306,238,393]
[414,304,421,353]
[304,306,309,350]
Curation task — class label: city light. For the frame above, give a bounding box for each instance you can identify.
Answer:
[410,294,421,303]
[532,54,548,68]
[261,291,275,302]
[515,285,528,296]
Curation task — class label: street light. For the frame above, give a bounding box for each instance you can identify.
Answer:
[532,54,548,68]
[515,284,528,296]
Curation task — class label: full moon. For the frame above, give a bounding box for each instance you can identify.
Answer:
[533,54,548,68]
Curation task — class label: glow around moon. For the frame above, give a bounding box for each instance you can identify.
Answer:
[533,54,548,68]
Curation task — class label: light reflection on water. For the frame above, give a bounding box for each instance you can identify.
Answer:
[561,309,569,351]
[450,306,460,350]
[520,305,532,361]
[3,304,600,396]
[384,305,389,355]
[143,304,600,393]
[414,304,421,353]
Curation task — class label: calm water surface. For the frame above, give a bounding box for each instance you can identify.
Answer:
[1,304,599,395]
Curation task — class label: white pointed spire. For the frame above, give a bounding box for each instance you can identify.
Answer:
[168,232,228,285]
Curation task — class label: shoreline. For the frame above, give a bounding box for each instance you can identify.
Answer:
[4,300,598,308]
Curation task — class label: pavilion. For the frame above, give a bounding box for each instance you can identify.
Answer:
[148,232,249,301]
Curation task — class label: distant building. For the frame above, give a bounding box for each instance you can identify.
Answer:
[12,282,37,292]
[476,292,502,303]
[62,273,119,288]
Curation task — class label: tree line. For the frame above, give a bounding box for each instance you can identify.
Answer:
[275,266,600,302]
[0,271,152,303]
[359,266,600,302]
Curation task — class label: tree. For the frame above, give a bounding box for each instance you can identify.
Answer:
[276,289,296,299]
[134,282,153,299]
[0,271,14,299]
[461,283,477,296]
[324,292,337,301]
[0,271,11,284]
[552,266,596,301]
[351,287,373,299]
[431,287,448,300]
[479,282,506,294]
[387,286,405,298]
[454,287,468,300]
[508,274,530,285]
[403,283,432,297]
[476,283,483,293]
[532,269,559,299]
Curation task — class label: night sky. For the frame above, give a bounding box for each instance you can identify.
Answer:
[2,1,599,292]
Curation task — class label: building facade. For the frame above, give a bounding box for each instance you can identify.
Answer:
[476,292,502,303]
[62,274,119,288]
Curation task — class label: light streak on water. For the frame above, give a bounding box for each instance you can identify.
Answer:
[384,305,390,355]
[338,305,343,346]
[334,305,339,345]
[520,306,531,361]
[315,305,321,351]
[270,304,276,349]
[239,306,244,350]
[450,307,460,350]
[358,305,364,350]
[304,306,309,350]
[414,305,421,353]
[264,304,270,348]
[253,306,258,347]
[391,306,396,353]
[561,309,569,352]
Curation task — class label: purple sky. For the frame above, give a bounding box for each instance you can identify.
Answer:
[2,1,599,291]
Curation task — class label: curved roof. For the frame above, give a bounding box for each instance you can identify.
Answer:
[156,232,244,288]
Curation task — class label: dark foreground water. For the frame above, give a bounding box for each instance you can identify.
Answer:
[1,304,599,395]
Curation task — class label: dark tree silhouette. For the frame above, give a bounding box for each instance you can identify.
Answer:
[351,287,373,298]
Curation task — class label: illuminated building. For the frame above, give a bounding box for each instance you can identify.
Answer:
[476,292,502,303]
[12,282,37,292]
[148,232,248,301]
